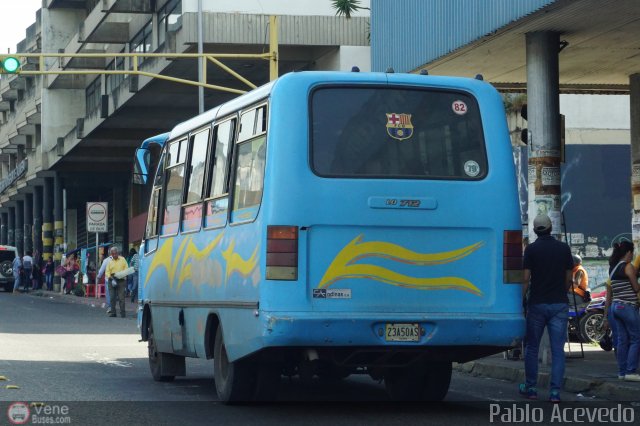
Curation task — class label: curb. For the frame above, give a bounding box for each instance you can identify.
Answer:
[25,289,138,319]
[454,360,640,401]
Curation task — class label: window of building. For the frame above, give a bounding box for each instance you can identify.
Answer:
[105,53,125,93]
[158,0,182,46]
[85,77,101,115]
[181,128,210,232]
[161,138,187,235]
[130,20,153,66]
[204,118,235,229]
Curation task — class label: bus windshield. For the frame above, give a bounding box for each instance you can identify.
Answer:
[311,87,487,180]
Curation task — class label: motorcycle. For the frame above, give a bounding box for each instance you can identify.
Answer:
[575,290,612,351]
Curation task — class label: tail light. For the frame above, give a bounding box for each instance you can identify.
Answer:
[503,230,523,283]
[266,226,298,280]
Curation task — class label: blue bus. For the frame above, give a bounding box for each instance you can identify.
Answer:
[134,71,525,402]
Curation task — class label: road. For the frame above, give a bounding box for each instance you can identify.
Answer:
[0,291,613,425]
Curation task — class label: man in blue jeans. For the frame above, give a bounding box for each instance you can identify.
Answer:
[520,214,574,403]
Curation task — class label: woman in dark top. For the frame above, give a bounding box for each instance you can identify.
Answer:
[605,241,640,382]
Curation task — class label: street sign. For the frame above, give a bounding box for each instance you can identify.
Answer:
[86,202,108,233]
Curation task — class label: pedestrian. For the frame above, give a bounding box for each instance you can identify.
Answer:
[97,248,112,314]
[604,241,640,382]
[570,254,590,304]
[128,248,139,303]
[12,254,22,294]
[105,247,129,318]
[44,256,54,291]
[64,254,79,294]
[520,214,573,403]
[22,251,33,292]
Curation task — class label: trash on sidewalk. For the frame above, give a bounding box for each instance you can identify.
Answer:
[5,385,19,389]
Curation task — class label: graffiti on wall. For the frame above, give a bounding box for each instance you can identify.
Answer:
[515,144,631,259]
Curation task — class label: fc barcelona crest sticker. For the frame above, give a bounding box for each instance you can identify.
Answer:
[386,113,414,141]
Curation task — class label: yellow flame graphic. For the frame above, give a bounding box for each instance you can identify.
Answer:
[176,233,224,290]
[318,234,484,296]
[144,237,190,288]
[144,233,258,290]
[222,240,259,280]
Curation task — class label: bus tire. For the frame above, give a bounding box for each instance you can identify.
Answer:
[422,362,452,401]
[213,324,255,403]
[147,321,176,382]
[384,361,452,401]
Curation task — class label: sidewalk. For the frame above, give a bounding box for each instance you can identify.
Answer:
[455,344,640,401]
[26,288,138,319]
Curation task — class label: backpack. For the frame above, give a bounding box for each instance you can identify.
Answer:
[23,258,32,270]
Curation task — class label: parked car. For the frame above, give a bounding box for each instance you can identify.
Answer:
[0,245,18,292]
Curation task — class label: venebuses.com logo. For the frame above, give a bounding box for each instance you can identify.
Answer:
[7,402,30,425]
[7,402,71,424]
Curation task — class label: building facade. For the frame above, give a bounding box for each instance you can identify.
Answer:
[0,0,370,269]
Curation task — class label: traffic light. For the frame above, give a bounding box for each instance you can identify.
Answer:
[0,56,20,74]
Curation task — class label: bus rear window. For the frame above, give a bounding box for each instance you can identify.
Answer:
[311,87,487,179]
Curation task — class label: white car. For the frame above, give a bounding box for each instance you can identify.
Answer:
[0,245,19,292]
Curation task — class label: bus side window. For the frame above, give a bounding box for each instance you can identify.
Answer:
[231,105,267,223]
[144,151,165,254]
[161,138,187,236]
[231,136,266,223]
[181,128,210,233]
[204,118,235,229]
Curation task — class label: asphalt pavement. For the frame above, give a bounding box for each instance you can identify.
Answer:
[1,290,638,425]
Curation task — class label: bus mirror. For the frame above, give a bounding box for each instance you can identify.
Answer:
[133,148,151,185]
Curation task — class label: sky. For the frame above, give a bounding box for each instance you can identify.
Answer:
[0,0,42,53]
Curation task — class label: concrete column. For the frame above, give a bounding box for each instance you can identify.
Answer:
[15,200,24,256]
[7,207,15,247]
[43,177,54,261]
[526,32,561,242]
[54,175,64,262]
[24,193,33,255]
[33,186,43,257]
[0,212,7,245]
[630,74,640,247]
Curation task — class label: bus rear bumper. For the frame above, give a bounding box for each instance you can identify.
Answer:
[252,312,525,362]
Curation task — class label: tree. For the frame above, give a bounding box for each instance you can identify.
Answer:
[332,0,369,19]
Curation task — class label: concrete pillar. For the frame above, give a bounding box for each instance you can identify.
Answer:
[54,175,64,262]
[33,186,43,257]
[630,74,640,247]
[43,177,53,261]
[7,207,15,247]
[0,212,7,245]
[24,193,33,255]
[526,32,561,242]
[15,200,24,256]
[526,31,561,367]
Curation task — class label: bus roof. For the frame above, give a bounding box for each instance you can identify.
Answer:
[141,132,171,149]
[168,81,275,141]
[166,71,494,142]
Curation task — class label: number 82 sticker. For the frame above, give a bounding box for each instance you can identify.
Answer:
[452,100,467,115]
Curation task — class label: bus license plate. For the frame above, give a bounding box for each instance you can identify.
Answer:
[385,323,420,342]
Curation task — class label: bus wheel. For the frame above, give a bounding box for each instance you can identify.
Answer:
[213,325,255,403]
[148,321,176,382]
[422,362,452,401]
[384,361,452,401]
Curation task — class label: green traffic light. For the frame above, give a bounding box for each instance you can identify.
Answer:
[2,56,20,73]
